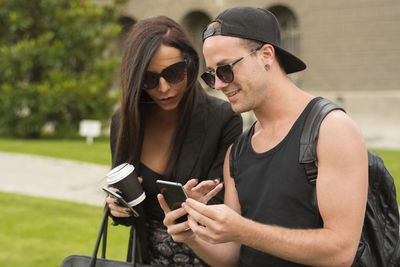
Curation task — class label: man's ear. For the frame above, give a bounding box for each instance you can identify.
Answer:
[259,44,275,66]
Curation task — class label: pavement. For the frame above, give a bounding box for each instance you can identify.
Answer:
[0,151,110,206]
[1,151,399,216]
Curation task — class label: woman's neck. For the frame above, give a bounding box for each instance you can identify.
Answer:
[148,105,179,124]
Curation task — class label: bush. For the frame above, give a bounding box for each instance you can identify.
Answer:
[0,0,124,138]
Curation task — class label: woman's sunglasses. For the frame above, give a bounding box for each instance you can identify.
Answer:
[201,47,262,89]
[143,60,187,90]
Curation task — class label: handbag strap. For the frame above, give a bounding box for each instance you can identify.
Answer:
[102,211,107,259]
[89,206,137,267]
[89,207,110,267]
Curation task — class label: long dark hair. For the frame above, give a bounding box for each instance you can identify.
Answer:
[115,16,200,177]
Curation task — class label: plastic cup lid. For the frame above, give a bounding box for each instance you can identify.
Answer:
[106,163,135,184]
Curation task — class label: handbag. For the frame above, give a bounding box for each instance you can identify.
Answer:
[61,207,160,267]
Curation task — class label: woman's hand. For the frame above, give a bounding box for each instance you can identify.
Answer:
[105,176,144,218]
[105,187,132,217]
[184,178,223,204]
[158,193,196,244]
[157,179,223,245]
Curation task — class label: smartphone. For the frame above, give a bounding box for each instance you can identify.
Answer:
[156,180,188,223]
[102,186,139,217]
[156,180,188,209]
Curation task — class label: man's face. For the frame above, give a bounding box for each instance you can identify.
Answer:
[202,35,264,113]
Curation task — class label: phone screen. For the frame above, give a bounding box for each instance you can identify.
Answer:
[156,180,188,210]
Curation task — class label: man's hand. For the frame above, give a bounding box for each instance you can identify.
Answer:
[183,198,243,244]
[157,178,223,244]
[184,178,223,204]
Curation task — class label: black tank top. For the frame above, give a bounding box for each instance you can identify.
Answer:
[234,98,321,267]
[139,163,168,222]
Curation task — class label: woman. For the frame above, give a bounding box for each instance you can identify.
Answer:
[106,16,242,266]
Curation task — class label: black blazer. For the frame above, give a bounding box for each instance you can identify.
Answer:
[110,90,242,187]
[109,91,242,260]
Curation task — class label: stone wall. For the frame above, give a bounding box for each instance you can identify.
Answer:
[115,0,400,148]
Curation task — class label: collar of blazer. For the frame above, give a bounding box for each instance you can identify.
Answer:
[111,92,208,182]
[173,92,207,183]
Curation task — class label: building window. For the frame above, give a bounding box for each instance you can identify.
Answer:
[181,11,211,75]
[116,16,136,56]
[268,5,302,84]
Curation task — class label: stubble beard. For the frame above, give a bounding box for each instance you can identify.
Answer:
[230,100,253,114]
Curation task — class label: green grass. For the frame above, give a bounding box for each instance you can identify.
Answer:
[0,191,131,267]
[0,138,399,266]
[370,148,400,204]
[0,137,110,165]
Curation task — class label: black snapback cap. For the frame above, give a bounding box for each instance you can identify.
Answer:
[202,6,306,74]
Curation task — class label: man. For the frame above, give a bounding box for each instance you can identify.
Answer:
[158,6,368,267]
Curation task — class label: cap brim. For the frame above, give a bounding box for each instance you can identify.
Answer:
[274,46,306,74]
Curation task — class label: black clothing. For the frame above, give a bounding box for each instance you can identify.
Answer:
[110,90,242,191]
[109,89,242,266]
[139,163,167,222]
[233,98,320,267]
[146,219,208,266]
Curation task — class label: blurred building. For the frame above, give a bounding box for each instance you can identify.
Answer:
[114,0,400,148]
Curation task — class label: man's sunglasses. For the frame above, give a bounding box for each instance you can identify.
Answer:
[143,60,187,90]
[201,46,262,89]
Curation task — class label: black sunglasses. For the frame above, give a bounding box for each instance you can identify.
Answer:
[201,47,262,89]
[143,60,187,90]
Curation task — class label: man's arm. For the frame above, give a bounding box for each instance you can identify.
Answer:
[159,146,241,267]
[186,145,241,266]
[185,111,368,267]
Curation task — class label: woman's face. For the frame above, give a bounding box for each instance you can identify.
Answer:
[144,45,187,112]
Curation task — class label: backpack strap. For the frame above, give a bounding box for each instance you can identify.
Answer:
[299,98,345,184]
[231,98,345,183]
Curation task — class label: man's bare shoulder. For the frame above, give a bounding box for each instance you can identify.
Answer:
[318,109,366,154]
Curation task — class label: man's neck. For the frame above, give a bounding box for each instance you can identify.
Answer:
[253,82,313,131]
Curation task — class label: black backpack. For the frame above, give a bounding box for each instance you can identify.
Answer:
[230,97,400,266]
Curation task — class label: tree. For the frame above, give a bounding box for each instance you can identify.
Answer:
[0,0,124,138]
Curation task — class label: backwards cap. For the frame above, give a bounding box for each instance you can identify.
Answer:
[202,6,306,74]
